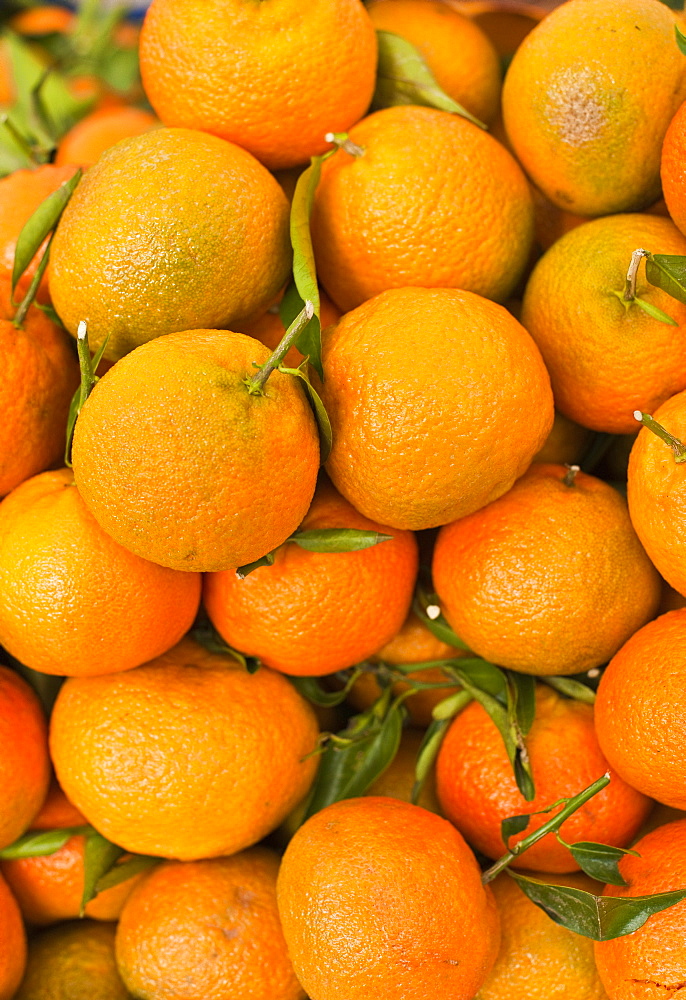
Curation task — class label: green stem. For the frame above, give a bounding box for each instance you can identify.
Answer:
[12,232,54,327]
[245,301,314,395]
[635,411,686,464]
[481,772,611,884]
[542,675,596,705]
[562,463,580,487]
[325,131,365,157]
[623,248,650,301]
[76,321,97,407]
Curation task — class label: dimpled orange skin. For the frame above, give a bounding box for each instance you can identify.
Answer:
[316,287,553,531]
[594,820,686,999]
[310,106,534,312]
[502,0,686,216]
[54,106,159,167]
[203,478,418,677]
[433,464,661,675]
[522,214,686,434]
[662,100,686,238]
[116,849,305,1000]
[436,686,653,873]
[0,873,26,1000]
[628,391,686,596]
[277,796,500,1000]
[0,666,50,851]
[0,281,80,498]
[49,128,291,361]
[366,0,502,125]
[595,610,686,810]
[71,330,319,573]
[0,469,201,676]
[49,638,320,861]
[139,0,377,171]
[15,921,129,1000]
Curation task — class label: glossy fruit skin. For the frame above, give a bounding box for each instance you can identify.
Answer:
[49,128,291,361]
[0,281,80,498]
[55,106,159,167]
[116,849,305,1000]
[627,391,686,596]
[0,666,50,851]
[366,0,502,125]
[139,0,378,170]
[310,105,534,312]
[71,329,319,573]
[203,478,419,676]
[594,819,686,999]
[0,469,201,676]
[277,796,501,1000]
[14,920,129,1000]
[432,464,661,675]
[0,873,27,1000]
[436,685,652,873]
[317,286,554,531]
[502,0,686,215]
[521,214,686,434]
[49,638,320,861]
[595,609,686,810]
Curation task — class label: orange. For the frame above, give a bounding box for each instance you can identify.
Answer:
[532,410,592,466]
[0,665,50,850]
[203,477,418,677]
[14,920,129,1000]
[530,183,592,251]
[310,105,535,312]
[49,127,291,361]
[0,468,201,676]
[366,0,502,125]
[521,214,686,434]
[436,684,653,873]
[9,5,76,34]
[49,637,320,860]
[364,727,441,813]
[71,329,319,573]
[594,819,686,999]
[0,163,79,299]
[627,390,686,595]
[347,610,463,727]
[29,776,86,831]
[477,871,608,1000]
[662,99,686,237]
[595,609,686,811]
[1,833,141,926]
[139,0,377,171]
[452,0,549,59]
[54,106,160,167]
[0,280,80,498]
[0,872,26,1000]
[432,463,661,675]
[502,0,686,216]
[115,848,305,1000]
[277,795,500,1000]
[316,286,553,530]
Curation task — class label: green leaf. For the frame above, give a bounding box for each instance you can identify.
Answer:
[11,167,81,294]
[95,854,159,893]
[290,669,363,708]
[541,675,597,704]
[677,21,686,52]
[506,671,536,737]
[235,551,276,580]
[288,528,392,552]
[0,826,91,860]
[506,870,686,941]
[632,295,678,326]
[646,253,686,306]
[411,717,450,804]
[81,831,125,913]
[454,658,507,699]
[279,361,333,462]
[372,30,487,129]
[431,688,472,722]
[188,618,259,672]
[568,841,638,887]
[412,580,470,651]
[0,114,36,176]
[500,812,531,846]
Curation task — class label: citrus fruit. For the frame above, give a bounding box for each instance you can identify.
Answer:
[0,665,50,850]
[49,127,291,360]
[364,727,441,813]
[502,0,686,215]
[595,609,686,810]
[316,286,553,531]
[54,106,159,167]
[310,105,535,312]
[203,477,418,677]
[0,872,27,1000]
[139,0,378,170]
[277,796,500,1000]
[14,920,129,1000]
[115,848,304,1000]
[432,463,661,675]
[0,468,201,676]
[49,637,320,860]
[29,777,86,831]
[436,684,653,872]
[661,98,686,237]
[71,329,319,573]
[521,214,686,433]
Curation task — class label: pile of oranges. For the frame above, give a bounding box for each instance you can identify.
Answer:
[3,0,686,997]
